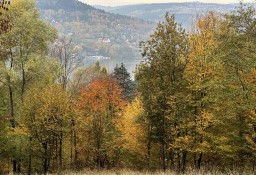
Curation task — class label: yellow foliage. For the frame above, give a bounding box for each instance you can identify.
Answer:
[120,97,147,157]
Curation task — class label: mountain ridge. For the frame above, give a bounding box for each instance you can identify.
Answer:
[37,0,94,12]
[93,2,240,26]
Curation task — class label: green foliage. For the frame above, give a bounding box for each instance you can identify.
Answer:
[20,84,70,174]
[136,3,256,172]
[136,13,189,171]
[215,3,256,165]
[113,63,136,101]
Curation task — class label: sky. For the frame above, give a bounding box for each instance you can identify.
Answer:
[79,0,254,6]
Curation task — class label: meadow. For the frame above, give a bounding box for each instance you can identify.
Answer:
[46,169,254,175]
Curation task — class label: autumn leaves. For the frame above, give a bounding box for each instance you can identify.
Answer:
[135,3,256,173]
[1,0,256,174]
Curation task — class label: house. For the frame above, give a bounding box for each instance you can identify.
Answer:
[98,36,111,43]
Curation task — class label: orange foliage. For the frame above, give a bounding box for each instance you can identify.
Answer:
[77,77,127,114]
[75,76,128,166]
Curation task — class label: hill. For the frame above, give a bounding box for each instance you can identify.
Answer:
[36,0,154,73]
[94,2,238,28]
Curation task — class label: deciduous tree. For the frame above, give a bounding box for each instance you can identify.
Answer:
[136,13,189,171]
[77,76,127,169]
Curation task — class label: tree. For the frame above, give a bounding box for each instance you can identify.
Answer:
[70,61,106,97]
[183,12,223,170]
[0,1,11,35]
[120,97,150,169]
[20,84,70,175]
[0,0,57,172]
[51,37,82,89]
[136,13,189,171]
[216,3,256,168]
[113,63,136,101]
[0,119,10,175]
[77,76,127,169]
[68,62,108,169]
[50,37,83,171]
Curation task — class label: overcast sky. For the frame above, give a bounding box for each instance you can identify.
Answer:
[79,0,254,6]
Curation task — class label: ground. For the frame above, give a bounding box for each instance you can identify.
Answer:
[46,169,253,175]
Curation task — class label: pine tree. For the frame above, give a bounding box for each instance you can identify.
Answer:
[113,63,136,101]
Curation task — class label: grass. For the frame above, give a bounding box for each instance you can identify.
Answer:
[46,169,254,175]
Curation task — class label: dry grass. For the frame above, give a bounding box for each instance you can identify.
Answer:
[47,169,254,175]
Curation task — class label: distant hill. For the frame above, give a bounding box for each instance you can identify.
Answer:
[36,0,154,73]
[37,0,94,12]
[93,5,116,11]
[94,2,238,28]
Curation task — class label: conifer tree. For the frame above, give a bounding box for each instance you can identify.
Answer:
[113,63,136,101]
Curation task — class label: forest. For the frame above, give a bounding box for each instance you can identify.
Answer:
[1,0,256,174]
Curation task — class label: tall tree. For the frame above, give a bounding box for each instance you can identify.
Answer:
[20,84,70,175]
[51,37,82,90]
[136,13,189,171]
[183,12,223,170]
[120,97,150,169]
[113,63,136,101]
[0,0,57,172]
[77,76,127,169]
[216,3,256,168]
[69,61,106,169]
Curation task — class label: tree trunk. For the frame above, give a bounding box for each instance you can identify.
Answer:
[147,138,151,170]
[70,119,75,169]
[55,138,58,172]
[169,150,175,171]
[177,151,181,173]
[28,138,32,175]
[197,152,203,170]
[161,137,166,172]
[43,143,48,175]
[7,56,17,174]
[58,131,63,174]
[74,129,78,170]
[12,160,17,174]
[182,150,187,173]
[194,153,197,170]
[43,158,47,175]
[147,126,151,170]
[70,126,73,167]
[161,113,166,172]
[8,84,15,128]
[193,106,197,170]
[21,65,26,102]
[17,162,21,173]
[96,133,101,169]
